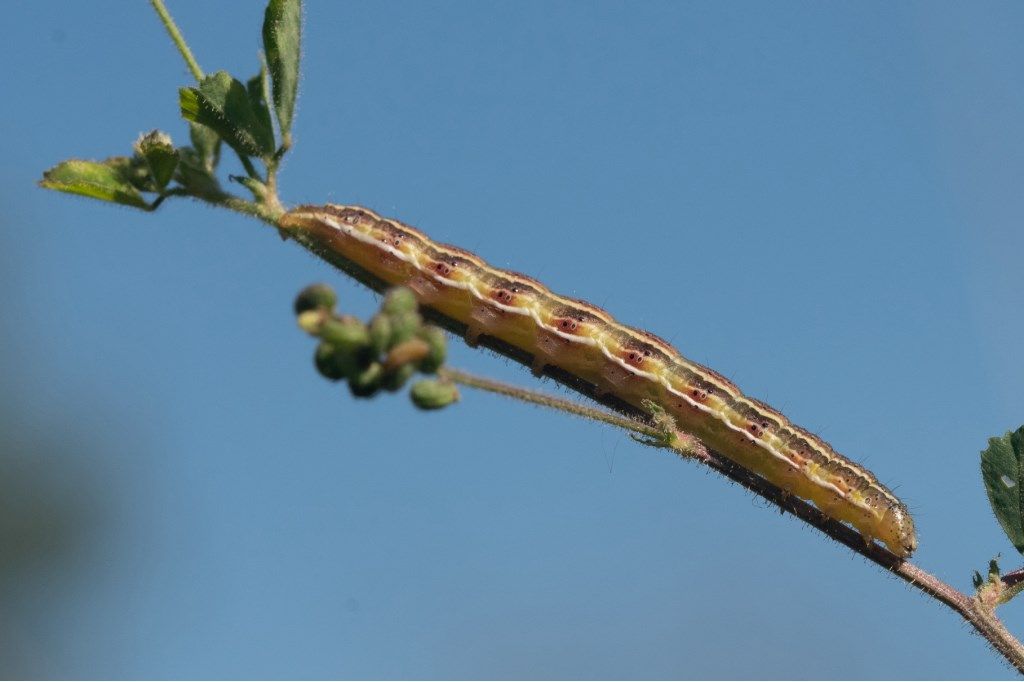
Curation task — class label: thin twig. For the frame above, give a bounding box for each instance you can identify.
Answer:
[436,366,1019,667]
[438,367,662,438]
[202,198,1024,673]
[149,0,204,82]
[433,367,1024,672]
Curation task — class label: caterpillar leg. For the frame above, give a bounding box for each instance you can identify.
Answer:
[406,275,443,305]
[465,303,505,348]
[532,332,572,377]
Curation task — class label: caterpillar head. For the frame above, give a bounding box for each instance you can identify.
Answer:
[886,505,918,558]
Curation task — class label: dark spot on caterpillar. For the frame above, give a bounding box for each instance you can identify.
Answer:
[433,261,454,277]
[747,419,771,437]
[558,318,579,332]
[492,289,515,304]
[624,348,652,367]
[691,388,708,402]
[341,209,364,225]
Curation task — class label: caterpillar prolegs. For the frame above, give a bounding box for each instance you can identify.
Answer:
[279,204,918,558]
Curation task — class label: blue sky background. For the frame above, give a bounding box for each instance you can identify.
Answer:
[3,1,1024,678]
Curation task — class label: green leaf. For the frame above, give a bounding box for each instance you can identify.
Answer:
[179,71,275,158]
[134,130,178,191]
[247,66,274,150]
[262,0,301,142]
[40,158,151,210]
[189,122,220,172]
[112,155,156,193]
[174,147,222,196]
[981,427,1024,553]
[230,173,267,199]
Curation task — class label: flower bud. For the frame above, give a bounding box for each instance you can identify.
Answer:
[415,326,447,373]
[388,310,422,344]
[294,283,338,316]
[381,287,418,315]
[296,309,325,335]
[349,362,384,398]
[314,341,356,381]
[410,379,459,410]
[320,315,371,355]
[384,338,430,371]
[382,364,416,393]
[369,313,393,355]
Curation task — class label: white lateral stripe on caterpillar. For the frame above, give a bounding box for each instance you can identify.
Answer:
[279,204,917,558]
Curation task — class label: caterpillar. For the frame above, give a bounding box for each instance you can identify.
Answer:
[279,204,918,558]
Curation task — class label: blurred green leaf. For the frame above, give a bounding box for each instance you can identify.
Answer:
[133,130,178,191]
[189,122,220,172]
[179,71,275,158]
[981,427,1024,553]
[39,158,151,210]
[262,0,301,142]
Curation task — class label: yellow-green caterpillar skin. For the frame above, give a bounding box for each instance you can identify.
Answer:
[280,204,917,558]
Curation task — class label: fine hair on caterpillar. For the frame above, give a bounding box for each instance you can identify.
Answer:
[279,204,918,558]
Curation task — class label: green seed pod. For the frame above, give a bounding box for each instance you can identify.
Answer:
[415,326,447,374]
[349,362,384,398]
[314,341,356,381]
[381,287,418,315]
[320,315,371,356]
[382,364,416,393]
[294,283,338,316]
[388,310,422,344]
[410,379,459,410]
[369,313,393,355]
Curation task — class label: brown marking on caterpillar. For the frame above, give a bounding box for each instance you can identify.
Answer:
[279,204,918,558]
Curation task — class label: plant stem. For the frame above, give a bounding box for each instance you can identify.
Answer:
[150,0,204,82]
[149,0,275,208]
[436,365,1024,673]
[191,198,1024,673]
[206,192,283,226]
[238,155,262,182]
[169,186,282,226]
[438,367,662,437]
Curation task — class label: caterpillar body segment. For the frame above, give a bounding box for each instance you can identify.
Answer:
[279,204,917,558]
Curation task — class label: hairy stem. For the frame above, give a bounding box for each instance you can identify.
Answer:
[149,0,204,82]
[189,196,1024,673]
[207,193,283,226]
[166,186,283,226]
[438,367,663,438]
[438,368,1024,672]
